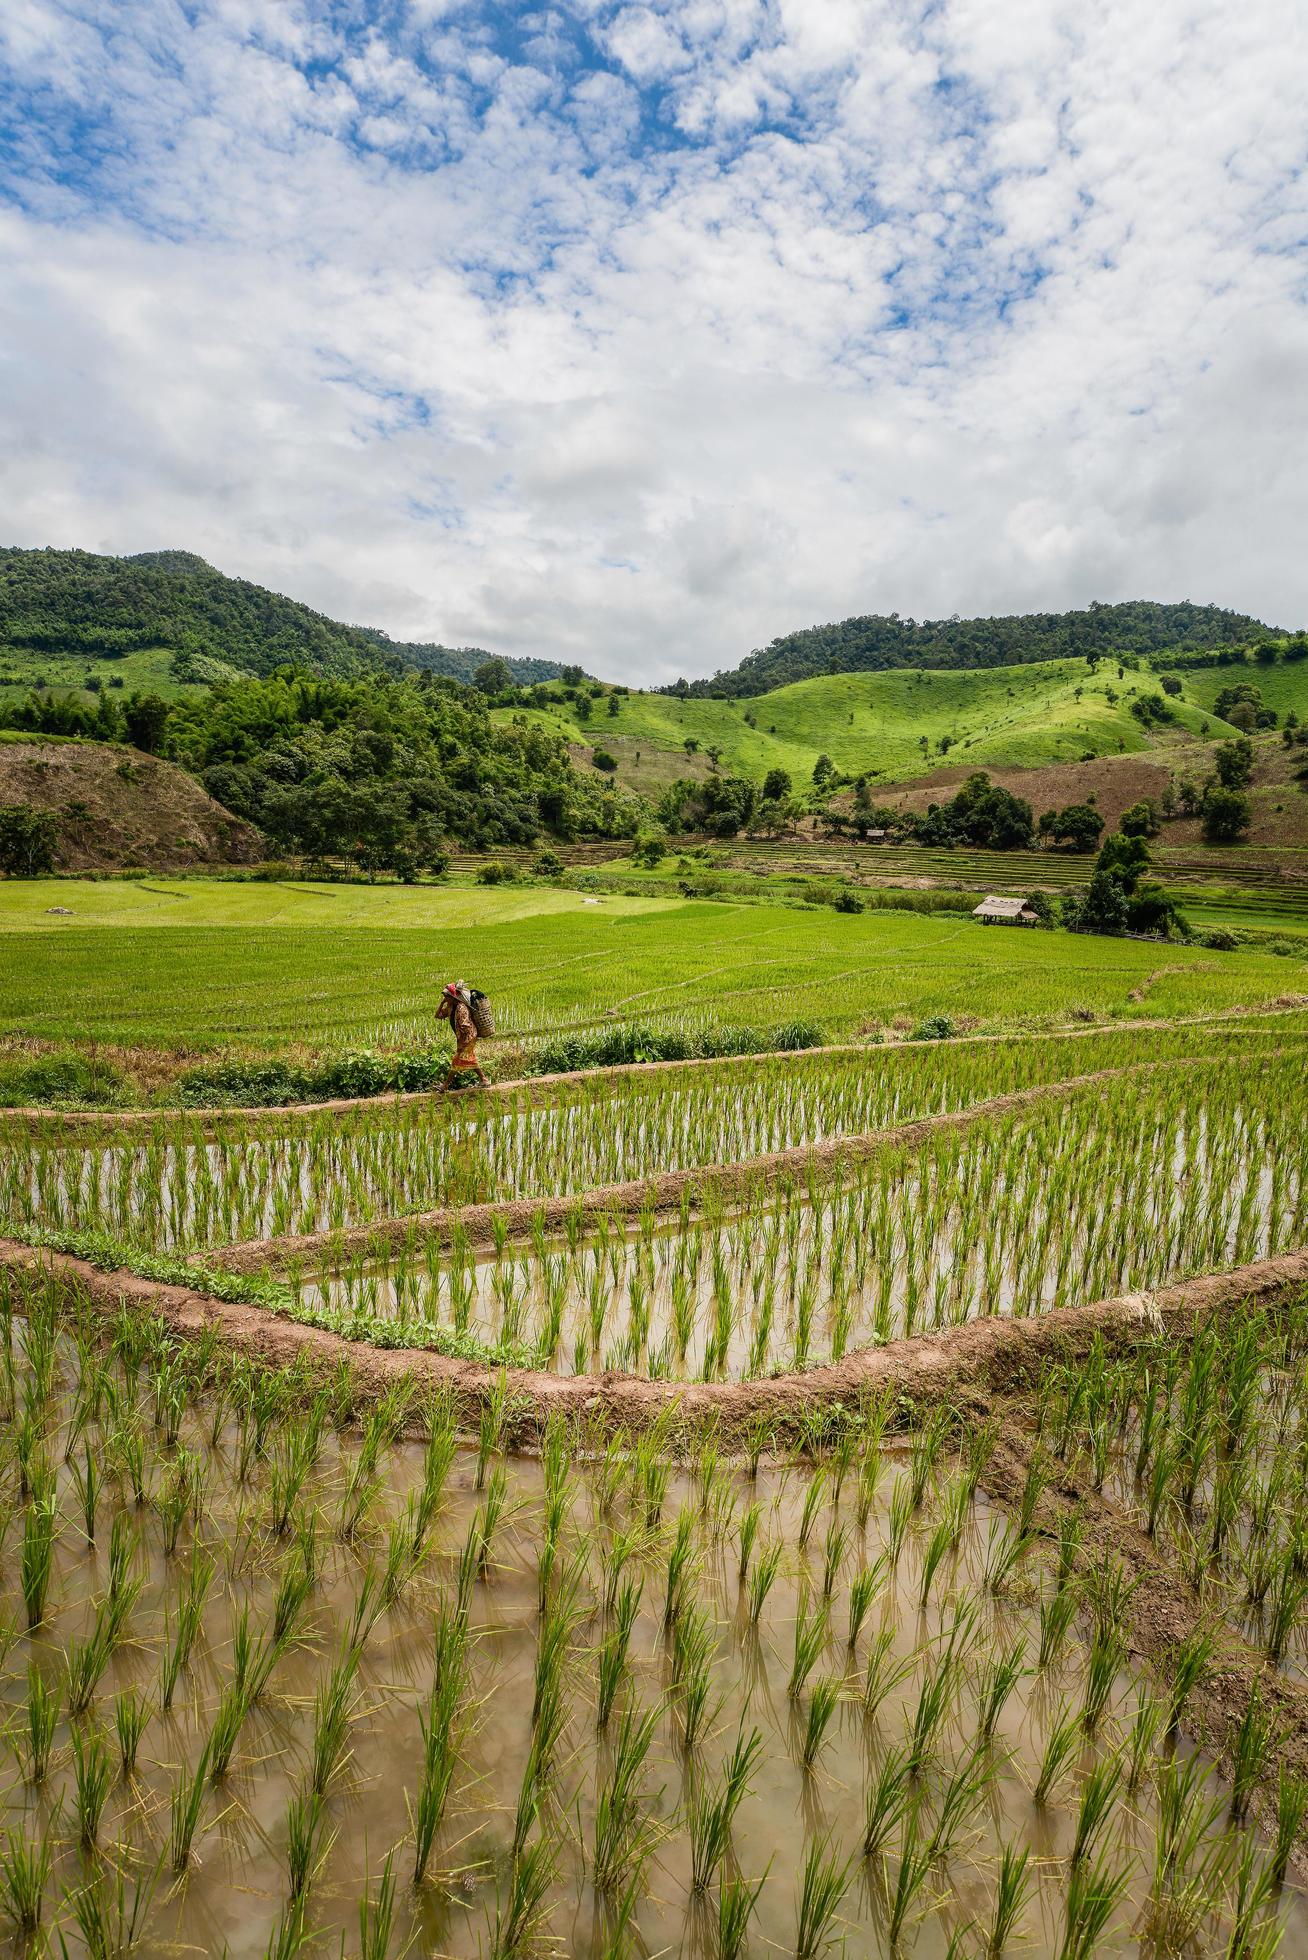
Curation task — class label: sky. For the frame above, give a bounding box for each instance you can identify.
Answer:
[1,1,1306,685]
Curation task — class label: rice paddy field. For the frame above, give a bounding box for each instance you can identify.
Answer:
[3,887,1308,1955]
[1,879,1305,1062]
[4,1269,1308,1960]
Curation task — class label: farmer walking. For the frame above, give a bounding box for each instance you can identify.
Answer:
[436,979,490,1091]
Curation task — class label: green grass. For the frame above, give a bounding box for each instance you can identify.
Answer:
[500,657,1232,787]
[1180,661,1308,726]
[0,880,1299,1058]
[0,645,207,706]
[0,878,676,932]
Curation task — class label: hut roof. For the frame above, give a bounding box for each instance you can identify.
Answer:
[973,895,1036,921]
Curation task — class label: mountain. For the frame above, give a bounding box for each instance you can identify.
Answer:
[669,600,1285,698]
[0,546,564,687]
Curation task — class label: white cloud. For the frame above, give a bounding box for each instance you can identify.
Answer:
[0,0,1305,684]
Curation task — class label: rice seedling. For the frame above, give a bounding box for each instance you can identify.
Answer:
[801,1676,843,1774]
[986,1842,1032,1958]
[1034,1702,1082,1806]
[591,1700,663,1895]
[795,1832,852,1959]
[789,1597,829,1699]
[0,1831,52,1942]
[746,1541,782,1624]
[411,1608,469,1884]
[1070,1751,1122,1868]
[597,1577,642,1730]
[22,1660,60,1782]
[114,1686,149,1780]
[61,1857,161,1960]
[1272,1767,1308,1886]
[168,1740,213,1870]
[21,1470,59,1629]
[1058,1850,1129,1960]
[689,1724,763,1891]
[356,1852,398,1960]
[717,1868,767,1960]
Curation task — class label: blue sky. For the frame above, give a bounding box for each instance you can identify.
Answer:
[1,0,1306,680]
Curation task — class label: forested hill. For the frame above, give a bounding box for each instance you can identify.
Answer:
[0,546,563,686]
[670,600,1282,698]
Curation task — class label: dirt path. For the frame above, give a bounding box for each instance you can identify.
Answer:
[213,1053,1228,1272]
[6,1237,1305,1447]
[4,998,1304,1133]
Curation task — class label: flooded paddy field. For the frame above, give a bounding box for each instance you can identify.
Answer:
[289,1055,1308,1375]
[3,1268,1308,1959]
[3,1019,1304,1257]
[1040,1298,1308,1692]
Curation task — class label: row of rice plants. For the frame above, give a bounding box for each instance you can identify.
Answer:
[1037,1296,1308,1684]
[0,1267,1304,1957]
[294,1053,1308,1376]
[3,1018,1304,1256]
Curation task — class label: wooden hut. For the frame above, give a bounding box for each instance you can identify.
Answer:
[972,895,1039,927]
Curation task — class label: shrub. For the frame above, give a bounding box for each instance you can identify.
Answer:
[1199,927,1240,951]
[591,749,618,773]
[530,1019,824,1075]
[910,1015,956,1042]
[476,859,514,885]
[176,1048,449,1107]
[0,1051,128,1109]
[832,888,865,914]
[532,850,565,877]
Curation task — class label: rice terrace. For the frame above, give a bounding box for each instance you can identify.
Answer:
[6,4,1308,1956]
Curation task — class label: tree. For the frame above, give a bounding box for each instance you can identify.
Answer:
[1202,787,1252,843]
[812,754,835,790]
[1119,799,1161,840]
[1096,832,1151,890]
[1214,738,1253,789]
[683,737,699,755]
[762,767,792,802]
[0,804,59,876]
[124,692,170,753]
[574,695,593,723]
[1064,869,1129,935]
[473,656,512,696]
[606,693,620,716]
[1049,803,1104,851]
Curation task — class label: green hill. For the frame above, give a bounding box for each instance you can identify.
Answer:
[673,600,1283,697]
[501,656,1241,789]
[0,546,564,691]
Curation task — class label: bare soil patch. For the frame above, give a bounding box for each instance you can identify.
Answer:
[874,752,1173,833]
[0,739,262,871]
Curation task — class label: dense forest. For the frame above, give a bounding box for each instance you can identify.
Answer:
[5,669,642,864]
[0,547,563,686]
[669,600,1282,697]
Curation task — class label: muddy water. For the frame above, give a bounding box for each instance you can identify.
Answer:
[297,1117,1306,1378]
[4,1357,1308,1959]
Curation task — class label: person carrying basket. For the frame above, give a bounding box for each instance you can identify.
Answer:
[435,979,493,1091]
